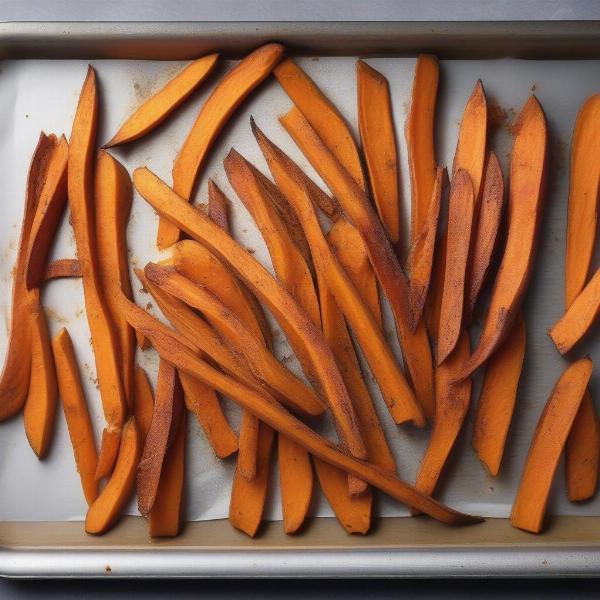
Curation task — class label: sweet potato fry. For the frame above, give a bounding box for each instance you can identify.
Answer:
[119,295,482,526]
[24,134,69,289]
[511,357,593,533]
[137,359,183,516]
[207,178,230,230]
[86,418,140,534]
[52,328,98,506]
[274,58,365,189]
[133,366,154,447]
[457,96,548,381]
[406,55,439,248]
[437,170,474,365]
[43,258,82,281]
[424,232,446,343]
[160,43,284,249]
[104,54,219,148]
[0,133,55,421]
[472,312,526,476]
[68,66,127,473]
[149,411,186,537]
[253,122,423,426]
[23,308,58,458]
[95,150,136,408]
[408,167,443,326]
[279,107,435,420]
[357,60,400,243]
[414,332,472,501]
[465,152,505,319]
[133,166,366,461]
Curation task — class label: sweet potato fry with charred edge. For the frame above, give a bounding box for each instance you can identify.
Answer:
[511,358,592,533]
[104,54,219,148]
[160,43,284,249]
[118,294,483,527]
[44,258,82,281]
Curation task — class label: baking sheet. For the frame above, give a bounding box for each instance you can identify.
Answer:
[0,55,598,523]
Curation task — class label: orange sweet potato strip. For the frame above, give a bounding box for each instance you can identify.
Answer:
[357,60,400,243]
[44,258,82,281]
[511,357,593,533]
[86,418,140,534]
[52,328,99,505]
[159,43,284,249]
[137,359,183,516]
[414,332,471,501]
[274,57,365,189]
[23,308,58,458]
[119,295,482,526]
[406,55,439,250]
[456,97,548,381]
[104,54,219,148]
[133,366,154,447]
[472,312,526,476]
[207,178,230,230]
[0,133,55,421]
[24,135,69,289]
[133,166,366,460]
[437,170,474,365]
[465,151,505,319]
[253,124,424,427]
[424,230,446,344]
[279,107,435,420]
[95,150,136,409]
[68,66,127,474]
[149,410,187,537]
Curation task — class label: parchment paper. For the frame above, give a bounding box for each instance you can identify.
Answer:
[0,56,599,522]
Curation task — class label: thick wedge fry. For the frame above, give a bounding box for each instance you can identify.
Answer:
[279,107,435,420]
[52,328,98,505]
[406,55,439,248]
[465,152,505,319]
[137,359,183,516]
[415,332,471,501]
[24,135,69,289]
[457,97,548,381]
[160,43,284,249]
[44,258,82,281]
[511,358,593,533]
[119,295,482,526]
[104,54,219,148]
[357,60,400,243]
[23,308,58,458]
[86,418,140,534]
[274,58,364,189]
[68,66,127,473]
[253,122,423,426]
[133,366,154,447]
[0,133,55,421]
[149,410,186,537]
[437,171,474,365]
[133,166,366,460]
[95,150,135,410]
[472,312,526,476]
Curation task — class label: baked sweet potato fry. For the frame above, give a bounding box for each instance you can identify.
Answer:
[160,43,284,249]
[457,96,547,381]
[24,134,69,289]
[207,178,230,230]
[511,357,593,533]
[279,107,435,420]
[472,312,526,476]
[437,170,474,365]
[133,166,366,461]
[133,366,154,447]
[118,295,482,526]
[52,328,98,506]
[43,258,82,281]
[274,58,365,189]
[68,66,127,474]
[86,418,140,534]
[406,55,439,249]
[104,54,219,148]
[424,231,446,343]
[357,60,400,243]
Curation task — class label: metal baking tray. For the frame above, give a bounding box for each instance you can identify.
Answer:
[2,20,600,578]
